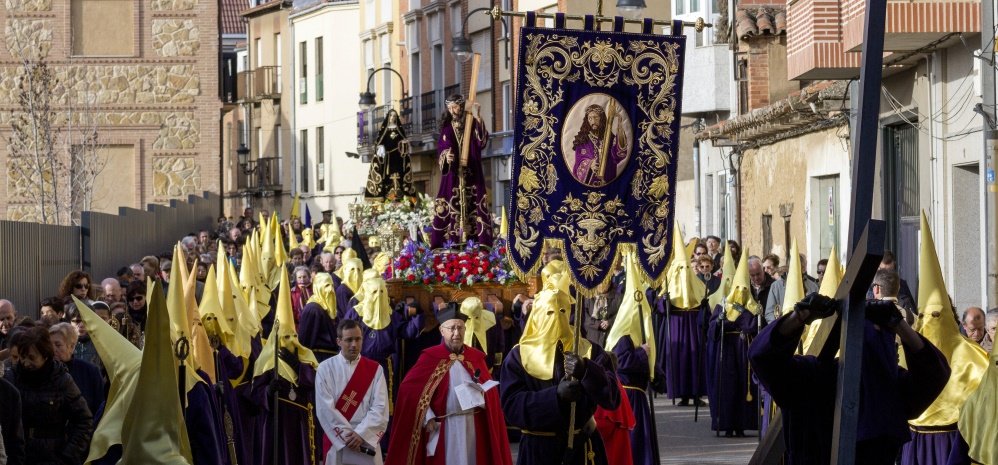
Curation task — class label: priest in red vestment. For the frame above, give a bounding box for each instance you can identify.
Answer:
[385,306,512,465]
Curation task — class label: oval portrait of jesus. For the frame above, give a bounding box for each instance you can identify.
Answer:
[560,93,634,188]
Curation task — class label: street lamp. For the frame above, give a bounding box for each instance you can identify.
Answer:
[236,143,251,167]
[358,66,407,109]
[615,0,647,18]
[451,7,500,63]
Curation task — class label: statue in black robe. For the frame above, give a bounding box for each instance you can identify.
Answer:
[365,109,416,202]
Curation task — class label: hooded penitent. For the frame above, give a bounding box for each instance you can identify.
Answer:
[958,317,998,464]
[801,246,842,354]
[198,265,234,341]
[910,211,988,428]
[460,296,497,353]
[337,257,364,294]
[606,248,656,376]
[518,275,591,381]
[780,239,805,316]
[354,269,392,330]
[707,240,736,310]
[724,250,761,322]
[73,297,142,464]
[253,271,318,385]
[306,272,337,320]
[665,221,706,309]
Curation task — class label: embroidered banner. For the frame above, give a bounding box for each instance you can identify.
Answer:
[506,16,687,295]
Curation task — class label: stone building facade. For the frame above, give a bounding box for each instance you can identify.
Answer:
[0,0,220,222]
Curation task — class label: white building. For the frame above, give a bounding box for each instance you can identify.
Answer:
[290,0,366,218]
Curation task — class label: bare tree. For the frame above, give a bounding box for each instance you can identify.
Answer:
[7,55,64,224]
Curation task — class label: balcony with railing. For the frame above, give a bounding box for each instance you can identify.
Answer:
[237,66,282,102]
[236,156,282,193]
[357,84,460,157]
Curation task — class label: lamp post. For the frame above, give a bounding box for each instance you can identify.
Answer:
[357,66,407,109]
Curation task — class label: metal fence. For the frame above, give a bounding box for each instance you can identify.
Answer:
[0,192,220,317]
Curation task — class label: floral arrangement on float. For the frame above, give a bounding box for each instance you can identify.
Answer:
[391,238,517,287]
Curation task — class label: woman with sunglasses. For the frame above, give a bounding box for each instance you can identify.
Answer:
[124,282,147,331]
[57,271,95,312]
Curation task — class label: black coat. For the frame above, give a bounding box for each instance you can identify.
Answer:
[0,376,25,465]
[5,360,93,465]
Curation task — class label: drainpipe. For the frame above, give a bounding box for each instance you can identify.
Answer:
[982,0,998,307]
[693,138,702,237]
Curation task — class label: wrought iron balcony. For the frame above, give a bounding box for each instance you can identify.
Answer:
[236,156,282,193]
[236,66,282,102]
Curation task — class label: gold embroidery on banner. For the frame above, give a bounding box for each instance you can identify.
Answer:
[511,31,682,296]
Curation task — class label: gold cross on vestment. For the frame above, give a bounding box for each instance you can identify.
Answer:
[341,390,360,409]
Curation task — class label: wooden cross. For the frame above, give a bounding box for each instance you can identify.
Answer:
[340,390,360,409]
[751,0,888,462]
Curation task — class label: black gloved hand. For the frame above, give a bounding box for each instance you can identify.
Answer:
[731,303,747,314]
[279,347,301,372]
[865,300,904,331]
[556,379,583,402]
[794,292,839,324]
[563,352,587,379]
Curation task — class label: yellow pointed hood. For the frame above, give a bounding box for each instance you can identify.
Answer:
[802,246,842,354]
[225,254,259,358]
[958,331,998,464]
[540,259,573,300]
[197,265,234,340]
[354,269,392,330]
[271,213,288,266]
[781,239,805,314]
[166,244,202,394]
[517,277,591,380]
[288,223,300,250]
[306,272,338,320]
[460,296,496,353]
[216,253,249,358]
[707,240,736,309]
[724,249,761,321]
[301,228,317,250]
[119,283,194,464]
[290,193,301,219]
[500,206,509,238]
[337,257,364,294]
[73,297,142,464]
[911,211,988,426]
[183,265,215,385]
[666,222,706,309]
[253,270,318,385]
[372,252,392,275]
[321,224,343,253]
[605,249,656,376]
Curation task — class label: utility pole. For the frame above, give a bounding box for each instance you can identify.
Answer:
[983,0,998,308]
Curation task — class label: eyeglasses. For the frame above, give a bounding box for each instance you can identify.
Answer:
[74,283,89,290]
[128,295,144,302]
[441,325,466,333]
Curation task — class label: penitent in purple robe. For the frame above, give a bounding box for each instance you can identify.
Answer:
[705,305,758,433]
[430,116,493,248]
[187,371,230,465]
[749,315,951,465]
[657,297,707,399]
[216,341,263,465]
[901,429,972,465]
[612,336,660,465]
[500,344,620,465]
[297,302,339,362]
[249,363,320,465]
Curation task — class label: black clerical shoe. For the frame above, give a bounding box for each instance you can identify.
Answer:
[724,431,734,438]
[677,398,690,406]
[693,398,706,407]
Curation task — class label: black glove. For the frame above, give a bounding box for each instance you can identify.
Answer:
[556,379,583,402]
[279,347,301,372]
[563,352,587,379]
[731,303,747,315]
[651,374,667,394]
[865,300,904,331]
[794,293,839,324]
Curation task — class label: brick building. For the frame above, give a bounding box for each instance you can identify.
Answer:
[0,0,221,224]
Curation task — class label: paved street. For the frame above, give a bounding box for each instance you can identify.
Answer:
[653,398,757,464]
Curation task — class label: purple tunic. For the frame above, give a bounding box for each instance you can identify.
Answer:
[334,284,355,322]
[499,344,620,465]
[748,315,951,465]
[612,336,660,465]
[430,117,493,248]
[900,429,972,465]
[216,343,262,465]
[571,132,626,185]
[249,364,319,465]
[187,372,229,465]
[658,297,707,399]
[297,301,339,362]
[705,305,758,433]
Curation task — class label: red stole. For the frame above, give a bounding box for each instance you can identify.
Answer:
[335,356,379,421]
[595,380,636,465]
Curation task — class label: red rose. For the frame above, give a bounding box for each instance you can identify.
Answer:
[487,272,495,280]
[407,274,416,282]
[423,277,432,284]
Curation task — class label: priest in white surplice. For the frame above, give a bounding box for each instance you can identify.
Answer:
[385,306,511,465]
[317,319,390,465]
